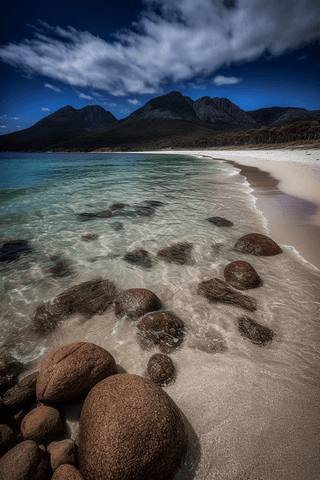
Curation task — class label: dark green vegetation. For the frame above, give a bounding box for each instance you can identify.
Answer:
[0,91,319,152]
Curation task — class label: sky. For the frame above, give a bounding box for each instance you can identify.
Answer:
[0,0,319,134]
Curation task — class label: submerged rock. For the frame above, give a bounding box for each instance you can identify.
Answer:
[207,216,234,227]
[0,240,32,262]
[33,278,117,334]
[81,233,98,241]
[123,249,153,268]
[42,259,73,278]
[114,288,162,320]
[137,311,185,351]
[234,233,282,256]
[224,260,261,290]
[36,342,116,405]
[157,242,193,265]
[108,202,126,211]
[147,354,175,386]
[143,200,164,207]
[237,316,274,345]
[78,374,187,480]
[197,278,257,311]
[0,440,49,480]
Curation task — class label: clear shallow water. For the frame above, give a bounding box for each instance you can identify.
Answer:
[0,152,319,479]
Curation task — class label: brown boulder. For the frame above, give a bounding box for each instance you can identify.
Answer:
[0,376,8,396]
[2,372,38,416]
[78,374,187,480]
[47,439,77,471]
[0,424,19,458]
[36,342,116,405]
[33,278,118,334]
[147,354,175,386]
[238,316,274,346]
[21,405,63,445]
[137,311,185,351]
[108,202,126,211]
[207,216,233,227]
[123,249,153,268]
[234,233,282,256]
[157,242,193,265]
[0,440,48,480]
[224,260,261,290]
[197,278,257,311]
[114,288,162,320]
[52,464,84,480]
[81,233,98,241]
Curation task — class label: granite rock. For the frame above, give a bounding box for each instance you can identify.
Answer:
[137,311,185,351]
[114,288,162,320]
[224,260,261,290]
[147,354,175,386]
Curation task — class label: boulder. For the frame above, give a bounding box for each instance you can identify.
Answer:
[224,260,261,290]
[0,424,19,458]
[197,278,257,311]
[47,439,77,472]
[78,374,187,480]
[0,440,48,480]
[114,288,162,320]
[21,405,63,445]
[147,354,175,386]
[2,372,38,416]
[0,240,32,262]
[137,311,185,351]
[123,249,153,268]
[237,316,274,346]
[52,464,84,480]
[0,376,8,396]
[234,233,282,256]
[207,216,234,227]
[36,342,116,404]
[33,278,118,335]
[157,242,193,265]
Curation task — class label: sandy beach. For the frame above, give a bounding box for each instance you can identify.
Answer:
[149,148,320,270]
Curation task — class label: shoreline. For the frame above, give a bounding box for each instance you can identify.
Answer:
[136,148,320,270]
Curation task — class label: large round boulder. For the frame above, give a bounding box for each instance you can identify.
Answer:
[0,440,48,480]
[21,405,63,445]
[137,311,185,351]
[36,342,116,405]
[224,260,261,290]
[234,233,282,256]
[78,374,187,480]
[114,288,162,320]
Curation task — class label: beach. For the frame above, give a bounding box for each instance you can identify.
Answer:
[154,147,320,271]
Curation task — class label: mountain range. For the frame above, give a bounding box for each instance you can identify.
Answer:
[0,91,319,152]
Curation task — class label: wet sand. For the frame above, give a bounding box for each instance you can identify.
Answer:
[150,148,320,270]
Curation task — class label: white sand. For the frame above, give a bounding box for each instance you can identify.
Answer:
[141,148,320,270]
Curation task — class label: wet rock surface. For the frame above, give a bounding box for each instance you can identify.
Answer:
[197,278,257,311]
[224,260,261,290]
[2,372,38,416]
[207,216,234,227]
[81,233,98,241]
[0,240,32,262]
[0,440,49,480]
[137,311,185,351]
[36,342,116,405]
[33,278,118,334]
[157,242,193,265]
[78,374,187,480]
[123,249,153,268]
[234,233,282,256]
[47,439,77,472]
[21,405,63,445]
[237,316,274,345]
[114,288,162,320]
[52,464,84,480]
[147,354,175,386]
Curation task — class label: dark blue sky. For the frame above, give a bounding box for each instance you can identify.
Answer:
[1,0,319,134]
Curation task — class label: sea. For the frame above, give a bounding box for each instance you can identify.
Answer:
[0,152,319,480]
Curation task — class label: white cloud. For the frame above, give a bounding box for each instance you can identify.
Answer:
[120,108,131,114]
[213,75,242,86]
[1,125,7,128]
[41,107,50,111]
[128,99,141,105]
[105,102,116,108]
[44,83,62,92]
[77,92,93,100]
[11,116,19,120]
[0,1,319,95]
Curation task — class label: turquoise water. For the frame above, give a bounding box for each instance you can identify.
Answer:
[1,152,319,480]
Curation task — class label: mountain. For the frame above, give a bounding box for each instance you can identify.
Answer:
[0,105,118,151]
[247,106,320,126]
